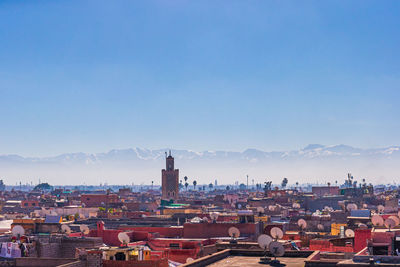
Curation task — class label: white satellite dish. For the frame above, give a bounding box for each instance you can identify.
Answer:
[257,207,265,213]
[345,229,355,237]
[363,204,368,209]
[292,203,300,209]
[298,219,307,230]
[61,224,71,235]
[118,232,130,245]
[317,224,324,231]
[268,205,276,211]
[371,215,384,226]
[388,216,400,226]
[202,217,209,223]
[358,223,368,229]
[269,241,285,257]
[79,225,90,235]
[384,218,397,230]
[210,212,219,221]
[270,227,283,239]
[12,225,25,237]
[186,257,194,263]
[346,203,358,212]
[377,205,385,213]
[257,234,273,249]
[228,227,240,238]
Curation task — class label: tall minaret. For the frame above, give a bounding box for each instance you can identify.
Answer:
[162,150,179,201]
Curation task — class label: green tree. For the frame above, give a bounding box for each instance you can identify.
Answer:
[193,180,197,190]
[281,178,288,189]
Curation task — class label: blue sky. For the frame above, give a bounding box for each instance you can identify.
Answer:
[1,0,399,156]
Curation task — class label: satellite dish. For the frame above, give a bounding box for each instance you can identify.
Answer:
[377,205,385,213]
[228,227,240,238]
[210,212,219,221]
[61,224,71,235]
[346,203,358,212]
[384,218,397,230]
[118,232,130,245]
[270,227,283,239]
[388,216,400,226]
[186,258,194,263]
[12,225,25,237]
[257,234,273,249]
[246,205,250,209]
[79,225,90,235]
[257,207,265,213]
[345,229,355,237]
[298,219,307,230]
[269,241,285,257]
[317,224,324,231]
[202,217,209,223]
[268,205,276,211]
[363,204,368,209]
[358,223,368,229]
[292,203,300,209]
[371,215,384,226]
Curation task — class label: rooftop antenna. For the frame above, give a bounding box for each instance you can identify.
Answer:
[228,227,240,244]
[118,232,130,247]
[165,152,167,158]
[169,150,171,157]
[258,234,273,264]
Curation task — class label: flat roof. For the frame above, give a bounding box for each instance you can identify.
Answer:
[208,256,306,267]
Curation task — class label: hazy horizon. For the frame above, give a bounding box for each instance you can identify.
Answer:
[1,1,399,185]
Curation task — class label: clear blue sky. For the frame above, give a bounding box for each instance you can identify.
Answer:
[1,0,399,156]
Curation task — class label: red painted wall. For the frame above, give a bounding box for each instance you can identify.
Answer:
[183,222,259,239]
[354,229,372,253]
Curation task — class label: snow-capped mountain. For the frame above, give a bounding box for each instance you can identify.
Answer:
[0,145,399,185]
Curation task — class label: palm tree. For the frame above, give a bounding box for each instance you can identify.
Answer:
[209,183,213,190]
[281,178,288,189]
[185,182,189,191]
[193,180,197,190]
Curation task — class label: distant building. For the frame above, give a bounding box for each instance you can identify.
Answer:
[312,186,339,197]
[162,151,179,201]
[0,180,5,191]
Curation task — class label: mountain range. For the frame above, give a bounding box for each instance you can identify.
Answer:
[0,144,399,185]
